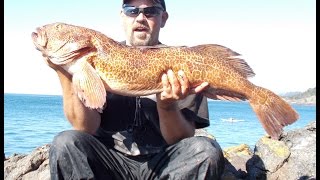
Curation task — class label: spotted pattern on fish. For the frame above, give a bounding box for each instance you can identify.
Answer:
[31,22,299,139]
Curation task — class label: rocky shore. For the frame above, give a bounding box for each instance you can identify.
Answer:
[4,121,316,180]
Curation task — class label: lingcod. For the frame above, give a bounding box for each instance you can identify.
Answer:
[31,22,299,139]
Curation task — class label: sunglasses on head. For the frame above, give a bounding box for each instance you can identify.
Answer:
[122,5,164,18]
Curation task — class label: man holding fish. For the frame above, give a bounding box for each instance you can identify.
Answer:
[46,0,225,179]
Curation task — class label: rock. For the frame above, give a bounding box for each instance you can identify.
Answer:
[4,121,316,180]
[253,136,291,173]
[221,120,316,180]
[265,121,316,180]
[222,144,253,179]
[245,121,316,180]
[4,144,50,180]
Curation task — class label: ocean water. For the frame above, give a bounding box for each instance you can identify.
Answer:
[4,93,316,157]
[206,100,316,149]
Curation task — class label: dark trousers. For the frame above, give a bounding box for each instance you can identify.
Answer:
[49,130,225,180]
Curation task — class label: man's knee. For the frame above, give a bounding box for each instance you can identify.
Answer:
[52,130,84,146]
[186,136,225,165]
[171,136,225,178]
[50,130,93,156]
[49,130,96,179]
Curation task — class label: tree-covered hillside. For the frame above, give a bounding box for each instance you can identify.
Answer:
[282,87,316,105]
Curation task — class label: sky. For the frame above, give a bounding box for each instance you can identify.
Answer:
[4,0,316,95]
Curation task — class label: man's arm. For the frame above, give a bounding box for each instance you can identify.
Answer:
[157,70,209,145]
[45,58,101,134]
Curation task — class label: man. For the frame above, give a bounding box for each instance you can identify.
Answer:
[48,0,225,179]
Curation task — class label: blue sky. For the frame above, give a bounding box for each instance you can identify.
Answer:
[4,0,316,95]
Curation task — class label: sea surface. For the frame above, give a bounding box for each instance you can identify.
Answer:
[4,93,316,157]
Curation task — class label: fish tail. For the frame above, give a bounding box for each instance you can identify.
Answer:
[248,86,299,139]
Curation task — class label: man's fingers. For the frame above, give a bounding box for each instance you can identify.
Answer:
[162,73,169,90]
[167,70,180,98]
[167,70,179,88]
[161,73,170,98]
[161,69,205,100]
[191,82,210,94]
[178,70,189,96]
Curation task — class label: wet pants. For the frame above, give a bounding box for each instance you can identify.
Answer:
[49,130,225,180]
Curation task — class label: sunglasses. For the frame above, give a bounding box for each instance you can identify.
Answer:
[122,5,164,18]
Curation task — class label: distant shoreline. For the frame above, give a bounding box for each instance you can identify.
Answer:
[288,102,316,106]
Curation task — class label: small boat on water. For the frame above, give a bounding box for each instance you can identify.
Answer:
[221,118,245,123]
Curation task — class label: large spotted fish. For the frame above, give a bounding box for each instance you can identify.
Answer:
[31,22,299,139]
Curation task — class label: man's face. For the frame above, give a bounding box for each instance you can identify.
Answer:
[121,0,168,46]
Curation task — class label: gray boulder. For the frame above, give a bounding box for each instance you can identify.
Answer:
[4,144,50,180]
[249,120,316,180]
[225,120,316,180]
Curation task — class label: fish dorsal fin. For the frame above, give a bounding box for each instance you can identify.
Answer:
[226,57,255,78]
[192,44,241,57]
[191,44,255,78]
[71,57,107,112]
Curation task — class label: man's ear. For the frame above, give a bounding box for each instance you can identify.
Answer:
[120,10,125,18]
[160,11,169,28]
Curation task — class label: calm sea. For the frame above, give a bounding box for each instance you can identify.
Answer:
[4,93,316,157]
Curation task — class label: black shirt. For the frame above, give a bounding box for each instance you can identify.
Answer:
[95,93,210,156]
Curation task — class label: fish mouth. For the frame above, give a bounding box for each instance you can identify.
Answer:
[31,31,38,40]
[31,27,47,52]
[31,25,96,65]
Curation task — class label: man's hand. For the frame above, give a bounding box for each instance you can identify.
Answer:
[156,69,209,109]
[42,55,62,70]
[42,55,72,79]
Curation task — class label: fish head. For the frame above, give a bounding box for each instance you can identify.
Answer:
[31,22,95,65]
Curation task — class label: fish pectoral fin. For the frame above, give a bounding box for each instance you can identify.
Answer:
[204,88,247,101]
[72,61,107,111]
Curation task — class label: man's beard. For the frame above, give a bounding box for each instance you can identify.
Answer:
[129,32,153,46]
